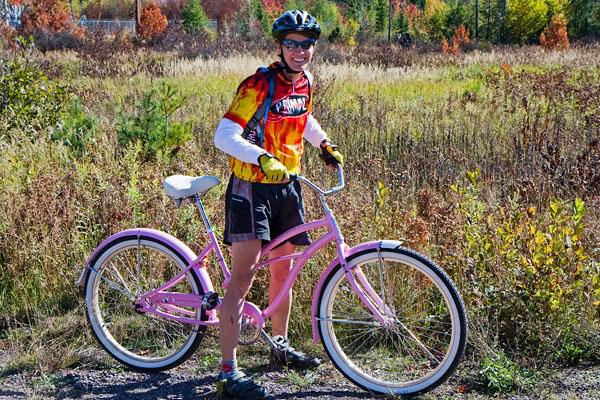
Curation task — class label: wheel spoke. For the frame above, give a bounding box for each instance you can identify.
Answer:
[318,249,466,395]
[97,267,133,299]
[86,238,206,370]
[397,321,440,363]
[318,317,381,326]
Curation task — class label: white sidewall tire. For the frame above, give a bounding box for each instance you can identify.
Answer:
[317,248,467,396]
[84,236,206,371]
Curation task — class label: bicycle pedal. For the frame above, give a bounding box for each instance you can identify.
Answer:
[133,302,145,314]
[202,291,220,311]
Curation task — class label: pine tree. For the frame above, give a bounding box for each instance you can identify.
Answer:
[374,0,387,33]
[181,0,209,34]
[251,0,269,34]
[567,0,593,37]
[393,11,409,35]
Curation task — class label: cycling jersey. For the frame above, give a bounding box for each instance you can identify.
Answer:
[221,62,319,183]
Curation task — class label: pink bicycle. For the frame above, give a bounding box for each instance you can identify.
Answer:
[78,166,467,396]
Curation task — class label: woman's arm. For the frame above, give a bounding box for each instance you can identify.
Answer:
[214,118,265,164]
[303,114,328,147]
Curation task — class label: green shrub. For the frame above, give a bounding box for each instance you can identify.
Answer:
[556,339,586,366]
[116,82,192,161]
[0,57,69,138]
[452,170,599,360]
[181,0,209,35]
[50,98,97,157]
[506,0,549,43]
[478,352,536,393]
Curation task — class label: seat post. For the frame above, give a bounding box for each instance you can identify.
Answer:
[193,194,214,233]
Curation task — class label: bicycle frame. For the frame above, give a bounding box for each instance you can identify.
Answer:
[77,167,402,344]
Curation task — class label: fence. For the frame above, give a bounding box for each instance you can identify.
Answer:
[77,18,136,33]
[2,11,217,34]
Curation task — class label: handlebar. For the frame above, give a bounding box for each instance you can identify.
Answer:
[290,164,345,197]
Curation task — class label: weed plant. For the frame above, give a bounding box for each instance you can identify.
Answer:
[0,43,598,384]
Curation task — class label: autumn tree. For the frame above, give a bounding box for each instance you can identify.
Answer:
[423,0,448,40]
[139,2,168,39]
[540,13,569,49]
[19,0,72,34]
[262,0,284,18]
[442,23,469,54]
[201,0,242,32]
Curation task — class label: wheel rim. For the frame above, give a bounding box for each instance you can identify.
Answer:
[320,251,462,393]
[87,240,202,368]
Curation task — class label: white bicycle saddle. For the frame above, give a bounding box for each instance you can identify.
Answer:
[163,175,221,199]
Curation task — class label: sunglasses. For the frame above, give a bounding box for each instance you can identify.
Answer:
[281,38,317,50]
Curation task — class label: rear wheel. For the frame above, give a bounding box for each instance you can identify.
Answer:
[317,247,467,396]
[84,235,206,371]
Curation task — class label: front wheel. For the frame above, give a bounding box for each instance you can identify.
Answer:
[84,235,206,371]
[317,247,467,396]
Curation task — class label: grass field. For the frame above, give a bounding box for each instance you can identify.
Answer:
[1,42,598,394]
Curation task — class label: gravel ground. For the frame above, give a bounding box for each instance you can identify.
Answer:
[1,342,598,400]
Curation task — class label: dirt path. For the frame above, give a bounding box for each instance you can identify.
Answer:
[1,346,599,399]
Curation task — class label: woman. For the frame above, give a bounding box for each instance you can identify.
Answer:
[214,10,343,399]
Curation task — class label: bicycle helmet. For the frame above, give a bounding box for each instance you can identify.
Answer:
[272,10,321,41]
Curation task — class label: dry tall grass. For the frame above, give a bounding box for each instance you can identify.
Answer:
[1,44,598,375]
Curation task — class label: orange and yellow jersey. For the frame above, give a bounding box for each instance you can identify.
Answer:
[223,62,313,183]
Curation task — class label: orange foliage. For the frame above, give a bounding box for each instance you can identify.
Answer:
[441,38,458,54]
[453,24,470,47]
[391,0,405,15]
[202,0,242,25]
[0,22,18,50]
[139,3,168,39]
[20,0,72,34]
[500,63,513,75]
[262,0,284,18]
[540,14,569,50]
[442,24,470,55]
[403,3,421,28]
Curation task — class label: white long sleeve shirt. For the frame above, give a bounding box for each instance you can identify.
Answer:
[214,114,328,165]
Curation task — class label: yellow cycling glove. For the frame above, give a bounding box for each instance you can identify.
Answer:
[319,140,344,166]
[258,153,289,182]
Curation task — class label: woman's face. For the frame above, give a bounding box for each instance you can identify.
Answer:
[279,32,316,72]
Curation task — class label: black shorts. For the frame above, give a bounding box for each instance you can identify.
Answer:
[223,175,311,247]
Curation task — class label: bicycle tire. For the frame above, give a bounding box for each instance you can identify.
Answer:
[84,235,206,371]
[317,247,467,396]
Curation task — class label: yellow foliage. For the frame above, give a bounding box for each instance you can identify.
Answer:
[424,0,447,18]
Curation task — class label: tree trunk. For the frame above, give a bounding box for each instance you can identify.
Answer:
[387,0,391,44]
[475,0,479,39]
[135,0,142,34]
